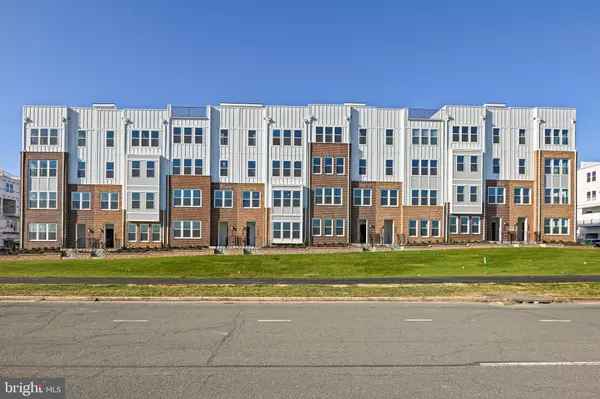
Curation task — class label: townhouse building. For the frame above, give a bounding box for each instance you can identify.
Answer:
[0,169,20,247]
[20,102,577,249]
[577,161,600,240]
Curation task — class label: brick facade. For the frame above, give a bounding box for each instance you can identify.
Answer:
[169,175,211,247]
[485,180,535,242]
[210,183,267,247]
[21,152,67,249]
[310,143,350,245]
[403,206,445,243]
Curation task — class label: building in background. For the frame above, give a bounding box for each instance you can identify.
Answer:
[19,102,577,250]
[577,161,600,240]
[0,169,20,248]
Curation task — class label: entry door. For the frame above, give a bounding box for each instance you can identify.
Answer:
[76,224,86,248]
[358,220,367,244]
[218,221,229,246]
[384,220,394,244]
[490,221,497,241]
[246,222,256,246]
[105,224,115,248]
[517,218,526,242]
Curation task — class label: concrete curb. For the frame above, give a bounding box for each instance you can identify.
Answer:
[0,295,593,303]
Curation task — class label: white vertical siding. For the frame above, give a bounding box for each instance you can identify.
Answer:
[23,106,68,153]
[171,118,211,176]
[309,105,349,143]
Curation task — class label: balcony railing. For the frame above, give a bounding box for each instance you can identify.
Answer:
[408,108,440,120]
[171,106,207,118]
[578,218,600,227]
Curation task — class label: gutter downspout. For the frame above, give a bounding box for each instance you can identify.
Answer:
[305,115,315,246]
[572,118,577,242]
[264,116,272,247]
[122,117,130,248]
[20,116,29,249]
[61,115,68,249]
[444,115,451,243]
[346,114,351,245]
[537,117,543,241]
[163,117,170,248]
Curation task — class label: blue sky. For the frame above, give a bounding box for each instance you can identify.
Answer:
[1,0,598,174]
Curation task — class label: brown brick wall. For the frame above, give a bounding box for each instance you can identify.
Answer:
[485,180,535,241]
[350,181,403,244]
[169,176,211,247]
[403,206,445,243]
[310,143,350,245]
[535,150,577,242]
[211,183,267,246]
[66,184,124,248]
[21,152,68,249]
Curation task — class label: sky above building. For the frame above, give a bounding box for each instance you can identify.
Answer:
[1,0,598,175]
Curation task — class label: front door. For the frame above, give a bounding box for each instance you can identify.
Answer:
[246,222,256,246]
[517,218,526,242]
[104,224,115,248]
[358,220,367,244]
[383,220,394,244]
[218,221,228,246]
[489,219,498,241]
[76,224,86,248]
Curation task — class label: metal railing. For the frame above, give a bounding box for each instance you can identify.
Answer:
[408,108,440,120]
[578,218,600,226]
[171,106,207,118]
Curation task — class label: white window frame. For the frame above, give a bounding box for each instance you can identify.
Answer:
[487,187,506,205]
[472,217,481,234]
[420,220,429,237]
[323,219,334,236]
[353,189,372,207]
[172,220,202,239]
[544,218,569,235]
[173,189,202,207]
[214,190,233,208]
[514,188,531,205]
[449,216,458,234]
[358,159,367,176]
[335,219,345,236]
[28,223,58,241]
[312,157,321,174]
[100,192,119,210]
[71,192,91,210]
[242,191,261,208]
[431,220,441,237]
[380,189,398,207]
[460,216,470,234]
[312,218,321,236]
[408,220,417,237]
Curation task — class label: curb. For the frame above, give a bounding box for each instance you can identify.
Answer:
[0,295,593,303]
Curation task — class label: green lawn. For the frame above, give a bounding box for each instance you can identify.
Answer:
[2,283,600,298]
[0,248,599,278]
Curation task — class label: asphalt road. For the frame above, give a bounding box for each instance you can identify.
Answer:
[2,302,600,398]
[3,274,600,284]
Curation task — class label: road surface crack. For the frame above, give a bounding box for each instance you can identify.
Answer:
[206,305,245,366]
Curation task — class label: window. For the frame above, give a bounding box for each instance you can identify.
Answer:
[173,221,201,239]
[431,221,440,237]
[335,158,345,175]
[409,220,417,237]
[470,156,478,172]
[385,160,393,176]
[460,216,469,233]
[294,161,302,177]
[324,157,333,175]
[173,127,181,144]
[146,193,154,209]
[488,187,505,204]
[214,190,233,208]
[131,130,140,146]
[283,130,292,146]
[312,157,321,174]
[518,159,526,175]
[71,192,90,210]
[562,129,569,145]
[385,129,393,145]
[430,129,438,145]
[472,217,480,234]
[172,159,181,175]
[334,126,342,143]
[545,158,569,175]
[359,128,367,145]
[470,186,478,202]
[323,219,333,236]
[43,128,55,146]
[430,190,438,206]
[294,130,302,146]
[195,159,203,175]
[139,224,150,242]
[151,224,161,242]
[456,156,464,172]
[420,190,428,206]
[519,129,526,145]
[421,160,429,176]
[359,159,367,176]
[420,220,429,237]
[242,191,260,208]
[131,192,140,209]
[220,129,228,145]
[493,158,500,174]
[131,161,140,178]
[273,129,281,145]
[292,191,301,207]
[312,219,321,236]
[470,127,478,142]
[553,129,560,145]
[452,126,460,142]
[380,189,398,206]
[28,223,57,241]
[100,192,119,210]
[220,160,228,177]
[146,161,155,178]
[314,188,343,205]
[183,158,192,175]
[106,130,115,147]
[247,161,257,177]
[353,189,372,206]
[544,129,551,144]
[514,188,531,205]
[544,218,569,235]
[325,127,333,142]
[180,128,190,144]
[150,130,159,147]
[141,130,150,146]
[77,161,86,178]
[462,126,468,142]
[173,189,202,207]
[456,186,465,202]
[29,160,38,177]
[412,160,419,176]
[78,130,86,146]
[593,171,597,182]
[30,128,39,145]
[561,188,569,204]
[588,173,591,182]
[449,216,458,234]
[411,190,419,206]
[333,219,344,236]
[283,160,291,177]
[272,160,281,177]
[430,160,438,176]
[493,128,500,144]
[562,159,569,175]
[412,129,419,145]
[421,129,429,145]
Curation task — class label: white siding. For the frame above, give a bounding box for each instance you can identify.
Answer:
[23,106,68,153]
